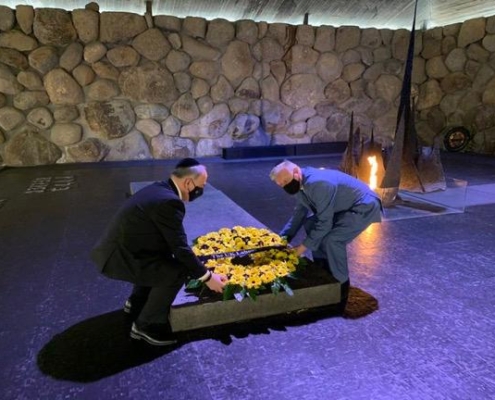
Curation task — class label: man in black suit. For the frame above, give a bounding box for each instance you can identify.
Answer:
[91,158,226,346]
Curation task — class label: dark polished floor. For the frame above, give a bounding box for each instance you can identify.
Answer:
[1,152,495,399]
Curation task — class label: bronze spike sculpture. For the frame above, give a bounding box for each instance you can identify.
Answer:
[340,0,446,206]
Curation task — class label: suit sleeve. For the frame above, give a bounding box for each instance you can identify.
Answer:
[279,202,308,242]
[302,181,336,251]
[152,198,207,279]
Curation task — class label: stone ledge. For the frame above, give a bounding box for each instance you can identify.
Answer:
[221,142,347,160]
[170,265,341,332]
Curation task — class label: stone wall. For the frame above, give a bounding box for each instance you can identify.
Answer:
[0,3,495,166]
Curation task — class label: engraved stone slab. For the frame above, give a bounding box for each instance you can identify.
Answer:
[169,267,340,332]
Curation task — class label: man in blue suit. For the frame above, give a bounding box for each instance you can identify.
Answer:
[270,160,382,312]
[91,158,227,345]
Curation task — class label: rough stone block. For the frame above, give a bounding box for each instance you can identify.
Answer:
[170,266,341,332]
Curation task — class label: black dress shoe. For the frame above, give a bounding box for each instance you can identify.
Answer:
[130,323,177,346]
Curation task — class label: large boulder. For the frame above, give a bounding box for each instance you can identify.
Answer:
[0,31,37,52]
[335,26,360,53]
[458,18,486,48]
[4,127,62,166]
[228,113,269,147]
[281,74,325,109]
[33,8,76,47]
[291,45,319,74]
[0,64,23,95]
[50,123,82,146]
[105,130,152,161]
[99,12,147,43]
[27,107,53,129]
[375,74,402,102]
[119,63,179,105]
[182,35,221,61]
[28,46,58,75]
[134,104,169,121]
[221,41,254,87]
[16,5,34,35]
[132,28,171,61]
[316,52,343,82]
[260,100,292,134]
[252,37,284,62]
[67,137,108,162]
[417,80,444,110]
[0,106,25,130]
[13,90,49,110]
[87,79,120,101]
[206,19,235,48]
[180,104,230,139]
[0,6,15,31]
[53,105,79,122]
[236,20,258,45]
[171,93,200,123]
[72,8,99,44]
[150,134,195,159]
[44,68,84,105]
[84,100,135,139]
[0,48,28,71]
[314,26,336,53]
[107,45,140,68]
[60,42,83,72]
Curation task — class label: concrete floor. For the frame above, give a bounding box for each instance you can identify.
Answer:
[1,151,495,399]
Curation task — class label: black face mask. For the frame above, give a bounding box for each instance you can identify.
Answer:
[283,178,301,195]
[188,185,204,202]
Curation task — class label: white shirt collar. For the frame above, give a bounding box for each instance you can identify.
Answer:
[170,178,183,200]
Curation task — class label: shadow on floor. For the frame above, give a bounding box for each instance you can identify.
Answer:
[36,311,177,383]
[37,288,378,383]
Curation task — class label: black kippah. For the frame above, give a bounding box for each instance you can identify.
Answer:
[175,158,200,168]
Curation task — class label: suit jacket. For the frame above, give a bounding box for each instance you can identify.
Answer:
[280,168,382,251]
[91,180,207,286]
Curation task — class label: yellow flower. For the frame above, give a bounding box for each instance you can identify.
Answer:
[245,275,262,289]
[261,271,276,283]
[229,274,245,286]
[192,226,299,297]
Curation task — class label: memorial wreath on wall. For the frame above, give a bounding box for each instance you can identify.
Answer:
[189,226,304,301]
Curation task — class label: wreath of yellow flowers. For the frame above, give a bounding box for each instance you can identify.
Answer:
[190,226,302,301]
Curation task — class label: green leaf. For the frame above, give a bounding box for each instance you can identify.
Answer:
[186,279,202,289]
[192,236,199,245]
[297,257,309,268]
[281,282,294,296]
[271,281,281,295]
[247,288,258,301]
[223,284,237,301]
[287,272,299,280]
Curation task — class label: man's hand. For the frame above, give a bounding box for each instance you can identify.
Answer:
[293,244,307,256]
[206,272,227,293]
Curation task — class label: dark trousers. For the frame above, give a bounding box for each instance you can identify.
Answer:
[303,198,381,283]
[313,257,350,314]
[129,272,185,329]
[338,278,350,314]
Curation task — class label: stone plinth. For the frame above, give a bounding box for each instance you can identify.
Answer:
[169,265,341,332]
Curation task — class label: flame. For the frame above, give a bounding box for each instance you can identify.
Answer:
[367,155,378,190]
